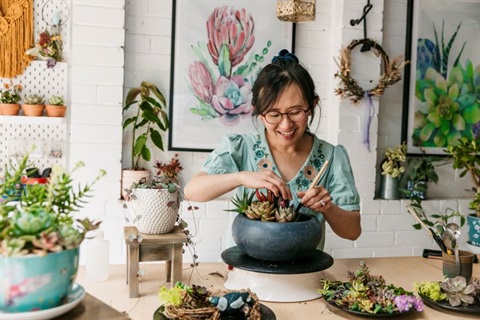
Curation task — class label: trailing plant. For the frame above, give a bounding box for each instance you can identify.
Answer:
[0,150,106,256]
[122,81,169,170]
[400,154,440,200]
[381,142,407,178]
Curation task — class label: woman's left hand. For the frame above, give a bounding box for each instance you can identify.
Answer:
[297,186,332,212]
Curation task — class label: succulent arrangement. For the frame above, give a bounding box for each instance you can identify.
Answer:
[23,94,45,105]
[415,276,480,307]
[228,188,297,222]
[0,150,106,256]
[317,261,424,315]
[48,95,65,106]
[381,142,407,178]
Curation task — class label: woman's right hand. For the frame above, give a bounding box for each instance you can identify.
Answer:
[239,170,292,200]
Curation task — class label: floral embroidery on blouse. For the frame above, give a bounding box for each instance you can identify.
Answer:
[254,133,276,171]
[293,142,326,190]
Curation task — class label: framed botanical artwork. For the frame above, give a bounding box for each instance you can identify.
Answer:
[401,0,480,155]
[168,0,295,152]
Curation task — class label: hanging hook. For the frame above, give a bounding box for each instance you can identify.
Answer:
[350,1,373,51]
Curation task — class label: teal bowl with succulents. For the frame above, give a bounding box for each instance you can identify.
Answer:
[0,248,79,313]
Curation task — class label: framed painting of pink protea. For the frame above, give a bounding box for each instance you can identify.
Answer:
[168,0,295,152]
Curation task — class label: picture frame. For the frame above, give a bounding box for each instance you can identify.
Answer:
[168,0,295,152]
[401,0,480,155]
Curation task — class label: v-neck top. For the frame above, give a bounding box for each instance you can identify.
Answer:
[201,130,361,250]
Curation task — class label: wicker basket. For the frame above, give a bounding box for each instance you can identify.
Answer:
[276,0,316,22]
[162,289,261,320]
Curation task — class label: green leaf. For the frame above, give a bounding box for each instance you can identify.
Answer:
[149,128,164,151]
[218,44,231,78]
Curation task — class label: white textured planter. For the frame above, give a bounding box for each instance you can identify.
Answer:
[131,188,178,234]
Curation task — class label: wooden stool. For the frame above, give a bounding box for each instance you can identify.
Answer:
[123,226,188,298]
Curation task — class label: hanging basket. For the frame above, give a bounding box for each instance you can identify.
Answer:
[276,0,315,22]
[131,188,179,234]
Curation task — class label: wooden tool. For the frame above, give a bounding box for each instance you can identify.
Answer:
[294,160,330,215]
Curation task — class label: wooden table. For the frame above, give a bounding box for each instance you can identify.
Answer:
[77,256,480,319]
[53,293,130,319]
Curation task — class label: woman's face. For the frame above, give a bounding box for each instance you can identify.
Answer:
[259,83,311,148]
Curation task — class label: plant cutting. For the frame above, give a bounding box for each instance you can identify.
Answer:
[445,129,480,247]
[415,276,480,308]
[121,81,169,198]
[22,94,45,117]
[0,150,105,312]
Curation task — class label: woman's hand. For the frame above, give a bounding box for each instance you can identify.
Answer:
[239,170,292,200]
[297,185,332,212]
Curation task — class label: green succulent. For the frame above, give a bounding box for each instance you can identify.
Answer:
[225,189,254,214]
[413,60,480,148]
[48,95,64,106]
[245,201,276,221]
[11,206,55,236]
[23,94,45,105]
[58,225,83,249]
[440,276,476,307]
[275,198,296,222]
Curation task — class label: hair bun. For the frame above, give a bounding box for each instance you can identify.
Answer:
[271,49,299,64]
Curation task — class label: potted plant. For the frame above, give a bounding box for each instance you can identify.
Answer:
[21,94,45,117]
[445,132,480,247]
[0,81,22,116]
[45,95,67,117]
[226,188,322,261]
[379,142,407,200]
[401,155,439,200]
[121,81,169,199]
[123,154,182,234]
[0,150,105,313]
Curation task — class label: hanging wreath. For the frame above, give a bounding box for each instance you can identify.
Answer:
[334,38,409,104]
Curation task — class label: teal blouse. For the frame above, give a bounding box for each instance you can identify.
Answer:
[201,130,360,250]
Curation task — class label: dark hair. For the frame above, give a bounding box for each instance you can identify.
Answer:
[251,50,319,124]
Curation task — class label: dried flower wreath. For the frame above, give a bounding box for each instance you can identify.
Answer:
[334,38,408,105]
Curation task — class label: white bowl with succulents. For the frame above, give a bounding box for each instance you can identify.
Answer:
[0,150,105,313]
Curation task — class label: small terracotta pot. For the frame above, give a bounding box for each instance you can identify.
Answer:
[0,103,20,116]
[22,104,45,116]
[45,104,67,117]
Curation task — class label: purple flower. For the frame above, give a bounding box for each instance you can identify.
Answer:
[212,75,252,126]
[206,6,255,68]
[473,122,480,139]
[188,61,214,104]
[394,295,424,312]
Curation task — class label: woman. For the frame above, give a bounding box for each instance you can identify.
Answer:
[184,50,361,250]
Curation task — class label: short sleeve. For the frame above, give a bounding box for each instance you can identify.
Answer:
[328,145,360,211]
[201,134,247,175]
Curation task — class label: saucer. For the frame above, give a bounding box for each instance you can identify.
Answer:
[0,283,85,320]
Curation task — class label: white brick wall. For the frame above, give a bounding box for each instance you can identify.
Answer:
[59,0,475,265]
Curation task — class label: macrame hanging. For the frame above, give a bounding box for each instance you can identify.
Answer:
[0,0,34,78]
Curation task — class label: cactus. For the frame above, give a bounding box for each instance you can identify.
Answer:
[48,95,64,106]
[23,94,45,105]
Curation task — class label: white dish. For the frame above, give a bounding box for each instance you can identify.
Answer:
[0,283,85,320]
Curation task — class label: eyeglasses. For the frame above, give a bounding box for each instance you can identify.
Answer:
[262,108,308,124]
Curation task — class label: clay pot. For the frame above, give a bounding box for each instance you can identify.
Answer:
[45,104,67,117]
[22,104,45,116]
[0,103,20,116]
